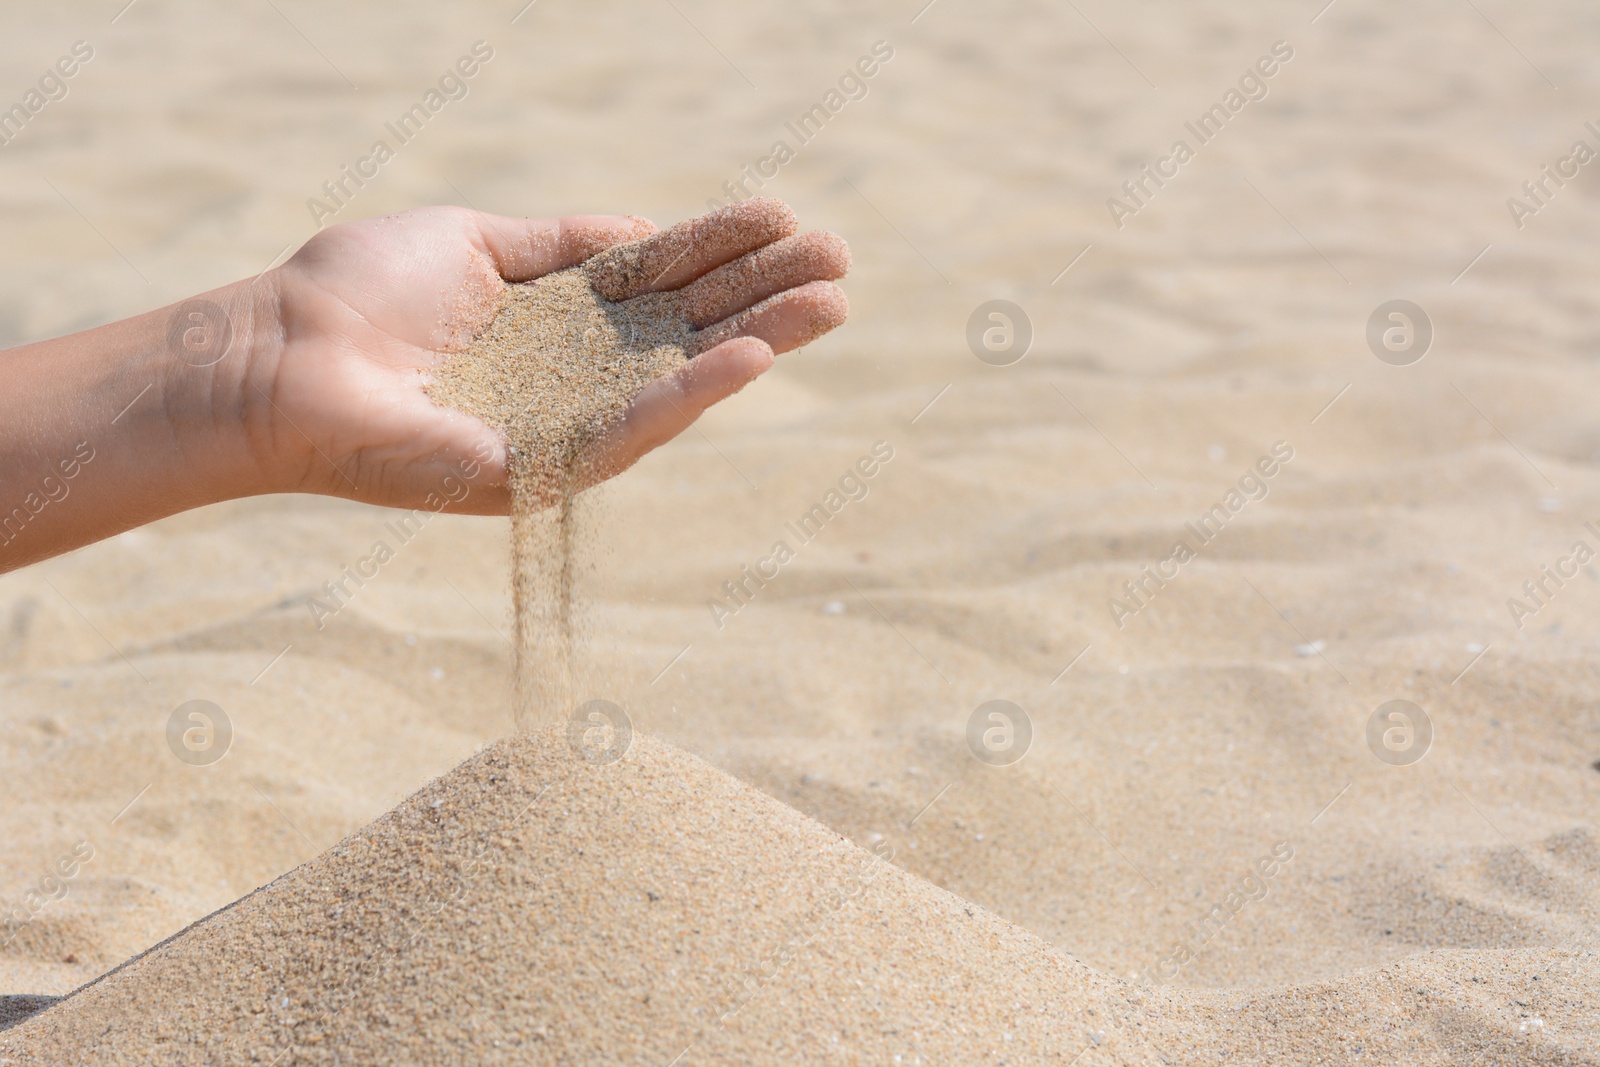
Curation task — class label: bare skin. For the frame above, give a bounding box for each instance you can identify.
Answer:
[0,198,849,574]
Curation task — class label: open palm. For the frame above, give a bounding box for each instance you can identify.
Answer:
[252,199,849,514]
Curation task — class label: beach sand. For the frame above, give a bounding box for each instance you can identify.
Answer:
[3,731,1594,1063]
[1,0,1598,1062]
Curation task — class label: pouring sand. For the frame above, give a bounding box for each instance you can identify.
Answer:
[425,199,843,732]
[426,266,696,733]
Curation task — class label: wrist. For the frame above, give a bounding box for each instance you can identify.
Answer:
[145,271,290,503]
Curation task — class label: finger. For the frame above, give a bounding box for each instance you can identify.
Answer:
[577,336,775,485]
[474,212,658,282]
[688,280,849,356]
[677,232,851,329]
[584,198,798,301]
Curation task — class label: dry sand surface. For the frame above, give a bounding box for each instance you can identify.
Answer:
[2,0,1600,1063]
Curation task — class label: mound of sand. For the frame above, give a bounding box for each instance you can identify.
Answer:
[7,729,1591,1064]
[0,731,1156,1064]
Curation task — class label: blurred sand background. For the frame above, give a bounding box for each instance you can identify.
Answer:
[1,0,1598,1060]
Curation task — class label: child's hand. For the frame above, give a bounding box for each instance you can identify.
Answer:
[254,199,850,513]
[0,199,849,572]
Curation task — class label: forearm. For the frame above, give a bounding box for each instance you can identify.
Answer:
[0,278,281,573]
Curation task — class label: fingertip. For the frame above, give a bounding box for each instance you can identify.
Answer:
[805,231,852,280]
[713,334,777,373]
[813,279,850,324]
[678,336,774,407]
[786,280,850,349]
[727,196,798,240]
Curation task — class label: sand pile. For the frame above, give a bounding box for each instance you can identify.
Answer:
[4,731,1593,1064]
[0,730,1162,1064]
